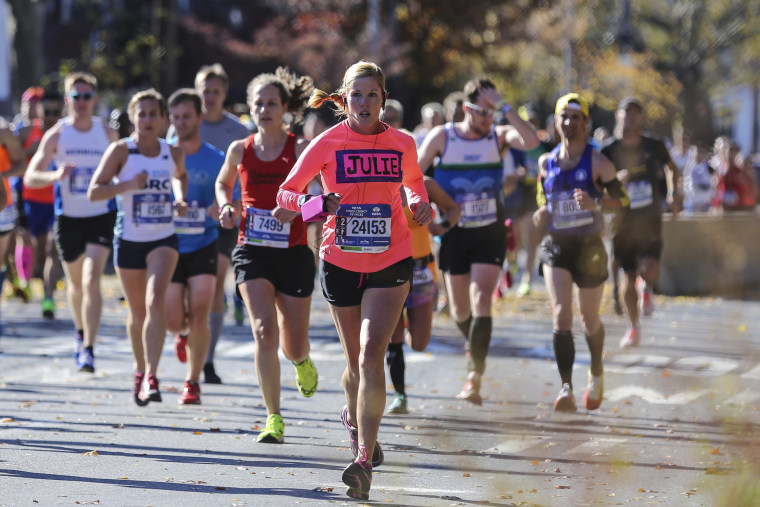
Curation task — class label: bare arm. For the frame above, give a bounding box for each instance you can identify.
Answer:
[169,145,188,216]
[478,86,539,152]
[24,125,64,188]
[416,125,446,173]
[424,177,460,236]
[0,178,7,210]
[87,141,144,201]
[216,140,244,229]
[1,127,27,179]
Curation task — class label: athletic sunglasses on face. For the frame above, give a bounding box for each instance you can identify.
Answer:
[69,92,94,102]
[464,102,494,117]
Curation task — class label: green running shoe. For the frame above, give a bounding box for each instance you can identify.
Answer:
[293,356,318,397]
[42,298,55,319]
[257,413,284,443]
[386,393,408,415]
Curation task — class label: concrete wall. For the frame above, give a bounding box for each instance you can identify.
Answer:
[659,212,760,296]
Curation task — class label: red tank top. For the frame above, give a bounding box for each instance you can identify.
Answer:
[238,131,306,247]
[22,120,54,204]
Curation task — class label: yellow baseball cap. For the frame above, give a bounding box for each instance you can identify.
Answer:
[555,93,589,118]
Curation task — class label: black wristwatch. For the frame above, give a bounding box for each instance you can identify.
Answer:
[440,219,451,231]
[298,194,312,207]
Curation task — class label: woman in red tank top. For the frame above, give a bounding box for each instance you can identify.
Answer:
[216,68,317,445]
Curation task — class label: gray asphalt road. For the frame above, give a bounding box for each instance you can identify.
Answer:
[1,278,759,506]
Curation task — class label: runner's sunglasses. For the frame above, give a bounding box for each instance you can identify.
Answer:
[464,102,494,117]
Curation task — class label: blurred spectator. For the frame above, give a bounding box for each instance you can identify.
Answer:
[712,140,758,212]
[682,143,715,213]
[381,99,412,136]
[669,125,693,174]
[413,102,445,147]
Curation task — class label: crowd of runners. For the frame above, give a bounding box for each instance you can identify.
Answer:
[0,59,758,500]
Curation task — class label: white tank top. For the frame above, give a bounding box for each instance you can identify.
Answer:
[115,138,176,242]
[54,117,113,217]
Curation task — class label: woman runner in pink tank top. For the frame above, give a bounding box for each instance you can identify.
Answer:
[277,61,433,500]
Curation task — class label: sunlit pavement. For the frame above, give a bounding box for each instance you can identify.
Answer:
[1,276,759,505]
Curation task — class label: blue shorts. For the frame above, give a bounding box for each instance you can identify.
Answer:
[25,201,55,237]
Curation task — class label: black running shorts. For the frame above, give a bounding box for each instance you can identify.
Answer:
[216,225,238,259]
[320,257,413,307]
[171,240,218,285]
[113,234,179,270]
[438,221,507,275]
[55,211,117,263]
[232,243,315,298]
[612,215,663,273]
[539,233,609,289]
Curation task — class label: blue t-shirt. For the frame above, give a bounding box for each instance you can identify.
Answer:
[170,141,225,253]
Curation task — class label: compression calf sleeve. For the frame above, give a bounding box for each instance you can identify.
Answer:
[553,330,575,389]
[467,317,492,375]
[386,342,406,395]
[585,325,605,377]
[206,312,225,363]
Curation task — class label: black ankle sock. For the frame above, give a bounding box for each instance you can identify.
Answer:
[467,317,492,375]
[77,329,84,339]
[456,316,472,340]
[386,342,405,395]
[84,346,94,355]
[585,325,605,377]
[553,330,575,389]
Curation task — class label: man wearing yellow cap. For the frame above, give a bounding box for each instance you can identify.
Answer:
[534,93,629,412]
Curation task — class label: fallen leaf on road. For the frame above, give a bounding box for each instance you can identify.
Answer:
[119,477,129,480]
[81,450,98,457]
[555,485,570,489]
[708,448,721,455]
[193,431,202,435]
[462,473,471,477]
[662,370,671,378]
[530,460,539,466]
[215,487,226,491]
[1,418,14,423]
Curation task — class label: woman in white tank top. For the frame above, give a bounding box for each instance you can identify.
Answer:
[88,89,188,406]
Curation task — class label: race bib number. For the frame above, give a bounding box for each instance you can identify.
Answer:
[174,202,206,235]
[132,193,172,225]
[244,207,291,248]
[335,204,391,253]
[69,166,95,195]
[412,265,434,286]
[551,191,593,230]
[0,204,16,232]
[626,180,654,209]
[457,192,497,228]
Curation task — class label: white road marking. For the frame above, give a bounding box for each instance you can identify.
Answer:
[604,385,712,404]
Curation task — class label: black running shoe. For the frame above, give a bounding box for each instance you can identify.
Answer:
[133,372,149,407]
[342,460,372,500]
[146,374,162,402]
[203,362,222,384]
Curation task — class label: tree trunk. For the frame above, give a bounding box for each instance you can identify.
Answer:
[8,0,44,93]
